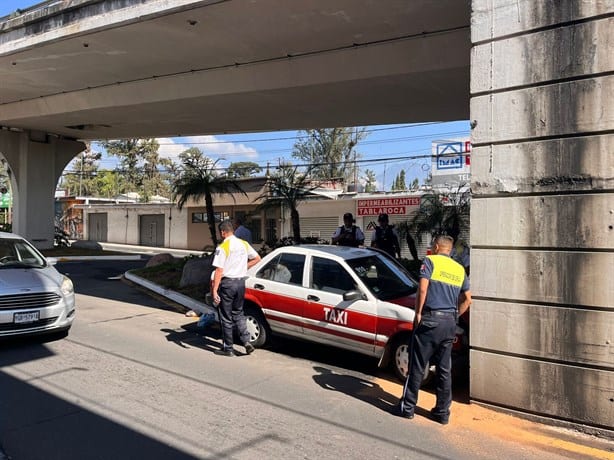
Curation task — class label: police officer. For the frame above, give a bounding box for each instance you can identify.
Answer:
[331,212,365,247]
[211,220,261,356]
[399,234,471,424]
[371,213,401,258]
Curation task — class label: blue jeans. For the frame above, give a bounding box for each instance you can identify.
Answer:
[400,310,457,419]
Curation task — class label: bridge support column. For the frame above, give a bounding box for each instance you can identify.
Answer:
[0,130,84,249]
[469,1,614,429]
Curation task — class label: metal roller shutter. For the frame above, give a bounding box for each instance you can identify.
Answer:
[299,217,340,243]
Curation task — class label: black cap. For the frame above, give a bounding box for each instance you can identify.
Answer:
[378,213,388,222]
[343,212,354,221]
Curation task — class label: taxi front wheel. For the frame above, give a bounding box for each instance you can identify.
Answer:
[391,336,434,386]
[244,305,269,348]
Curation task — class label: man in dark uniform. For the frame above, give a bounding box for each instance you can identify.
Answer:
[331,212,365,247]
[211,220,261,356]
[399,234,471,424]
[370,213,401,258]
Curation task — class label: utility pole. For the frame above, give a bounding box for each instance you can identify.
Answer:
[78,154,83,196]
[383,163,387,192]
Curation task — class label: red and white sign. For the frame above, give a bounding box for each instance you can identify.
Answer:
[357,197,420,216]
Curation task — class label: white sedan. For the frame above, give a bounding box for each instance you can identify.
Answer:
[0,231,75,340]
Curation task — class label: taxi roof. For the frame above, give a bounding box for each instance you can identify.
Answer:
[271,244,379,260]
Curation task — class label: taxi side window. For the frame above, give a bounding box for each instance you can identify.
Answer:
[310,256,358,294]
[257,253,305,285]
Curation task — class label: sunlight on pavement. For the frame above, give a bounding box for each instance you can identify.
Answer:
[374,377,614,460]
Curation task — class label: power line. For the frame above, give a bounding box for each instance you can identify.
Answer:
[88,129,468,164]
[61,149,444,176]
[133,122,451,146]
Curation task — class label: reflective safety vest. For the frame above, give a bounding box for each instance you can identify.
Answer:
[423,254,467,309]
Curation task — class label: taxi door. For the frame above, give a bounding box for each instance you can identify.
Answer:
[303,255,377,356]
[248,252,307,337]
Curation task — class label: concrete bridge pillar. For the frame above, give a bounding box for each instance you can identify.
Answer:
[0,130,84,248]
[470,1,614,429]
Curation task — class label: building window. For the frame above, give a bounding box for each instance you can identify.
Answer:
[251,218,262,243]
[265,218,277,244]
[192,213,204,223]
[192,212,228,223]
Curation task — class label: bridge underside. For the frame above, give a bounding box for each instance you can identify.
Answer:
[0,0,469,139]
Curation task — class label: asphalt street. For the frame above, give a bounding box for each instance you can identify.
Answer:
[0,260,611,460]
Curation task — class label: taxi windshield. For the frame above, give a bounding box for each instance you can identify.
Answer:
[346,254,417,301]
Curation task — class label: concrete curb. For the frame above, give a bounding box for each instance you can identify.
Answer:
[124,270,218,319]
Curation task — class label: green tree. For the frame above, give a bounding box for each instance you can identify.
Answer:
[141,146,173,200]
[410,178,419,190]
[95,169,125,198]
[101,138,157,193]
[392,170,406,191]
[397,187,471,261]
[363,169,377,192]
[173,147,246,247]
[227,161,262,178]
[255,162,318,243]
[291,128,366,184]
[60,144,102,196]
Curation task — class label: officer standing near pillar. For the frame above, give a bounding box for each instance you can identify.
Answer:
[399,234,471,424]
[211,220,261,356]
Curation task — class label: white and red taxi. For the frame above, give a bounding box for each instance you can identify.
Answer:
[242,245,420,380]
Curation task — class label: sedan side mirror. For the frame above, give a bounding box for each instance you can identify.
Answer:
[46,257,58,266]
[343,290,366,301]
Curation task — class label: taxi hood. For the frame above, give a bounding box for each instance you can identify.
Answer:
[386,294,416,309]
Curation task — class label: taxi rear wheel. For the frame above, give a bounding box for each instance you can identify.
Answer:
[244,305,269,348]
[391,337,434,386]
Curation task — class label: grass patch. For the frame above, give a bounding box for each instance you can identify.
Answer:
[131,261,207,303]
[132,262,183,289]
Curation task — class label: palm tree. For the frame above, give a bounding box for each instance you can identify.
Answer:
[255,163,318,243]
[398,186,470,261]
[173,148,246,247]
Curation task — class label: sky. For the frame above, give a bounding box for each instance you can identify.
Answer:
[1,1,470,190]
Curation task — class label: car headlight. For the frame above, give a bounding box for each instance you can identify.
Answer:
[61,276,74,297]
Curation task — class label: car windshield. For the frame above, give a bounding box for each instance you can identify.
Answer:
[346,254,418,301]
[0,238,47,269]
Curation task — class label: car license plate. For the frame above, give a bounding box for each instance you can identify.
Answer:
[14,311,40,324]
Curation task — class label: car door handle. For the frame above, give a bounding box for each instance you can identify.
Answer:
[307,295,320,302]
[254,284,265,290]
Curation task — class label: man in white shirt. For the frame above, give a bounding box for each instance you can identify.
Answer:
[211,220,261,356]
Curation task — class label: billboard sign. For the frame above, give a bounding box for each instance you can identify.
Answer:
[431,139,471,187]
[357,197,420,216]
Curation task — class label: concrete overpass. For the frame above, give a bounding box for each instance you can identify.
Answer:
[0,0,612,433]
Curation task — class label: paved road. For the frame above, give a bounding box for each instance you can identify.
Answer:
[0,261,610,460]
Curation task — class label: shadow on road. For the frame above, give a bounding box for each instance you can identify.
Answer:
[161,320,222,354]
[0,341,198,460]
[165,320,470,404]
[312,366,398,412]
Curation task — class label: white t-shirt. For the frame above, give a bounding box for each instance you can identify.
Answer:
[212,235,258,278]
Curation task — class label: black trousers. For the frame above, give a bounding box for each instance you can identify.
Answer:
[218,277,250,350]
[400,310,457,419]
